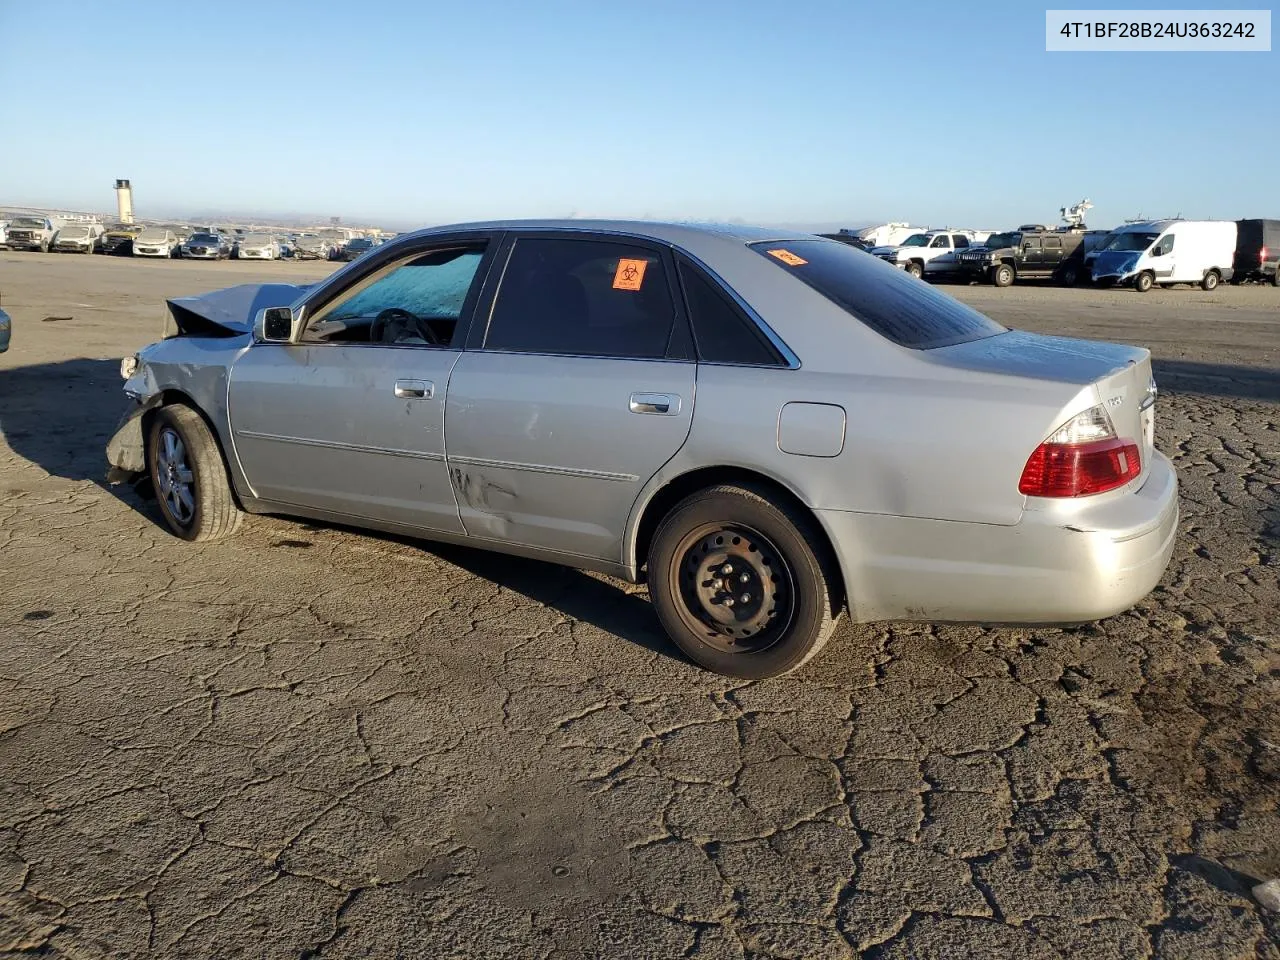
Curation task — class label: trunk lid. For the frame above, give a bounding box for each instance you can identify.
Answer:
[926,329,1157,483]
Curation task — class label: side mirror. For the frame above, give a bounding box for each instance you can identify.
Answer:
[254,306,295,343]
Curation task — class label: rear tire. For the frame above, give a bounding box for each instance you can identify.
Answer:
[993,263,1014,287]
[1272,269,1280,287]
[147,405,242,542]
[648,484,841,678]
[1134,271,1154,293]
[1201,270,1220,291]
[1059,265,1078,286]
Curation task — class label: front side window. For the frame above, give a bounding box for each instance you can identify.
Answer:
[484,238,675,359]
[752,240,1006,349]
[1151,234,1175,256]
[930,235,949,248]
[302,245,486,346]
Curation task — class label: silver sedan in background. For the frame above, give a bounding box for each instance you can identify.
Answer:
[106,221,1177,678]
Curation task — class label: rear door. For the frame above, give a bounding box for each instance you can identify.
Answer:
[1041,235,1063,273]
[445,233,696,562]
[1021,236,1042,271]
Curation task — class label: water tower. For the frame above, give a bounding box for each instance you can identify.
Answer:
[114,179,134,224]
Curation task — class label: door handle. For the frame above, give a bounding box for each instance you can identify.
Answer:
[629,392,680,416]
[393,379,433,400]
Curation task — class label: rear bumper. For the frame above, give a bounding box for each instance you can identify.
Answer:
[818,451,1179,624]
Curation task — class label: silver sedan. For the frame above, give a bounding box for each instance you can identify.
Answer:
[106,221,1178,677]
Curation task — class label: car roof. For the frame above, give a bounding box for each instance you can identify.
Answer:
[391,219,819,247]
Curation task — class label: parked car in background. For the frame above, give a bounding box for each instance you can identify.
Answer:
[956,227,1093,287]
[106,220,1176,679]
[102,223,145,255]
[133,228,181,258]
[0,220,9,249]
[1231,219,1280,286]
[1091,220,1237,292]
[337,236,378,261]
[236,233,281,260]
[0,295,10,352]
[179,232,233,260]
[873,230,988,278]
[52,222,105,254]
[293,235,334,260]
[5,216,59,252]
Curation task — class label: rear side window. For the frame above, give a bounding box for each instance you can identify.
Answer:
[751,240,1006,349]
[678,261,785,366]
[485,238,675,359]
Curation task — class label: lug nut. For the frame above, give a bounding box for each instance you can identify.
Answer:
[739,573,750,583]
[740,594,751,604]
[720,564,733,575]
[724,597,735,607]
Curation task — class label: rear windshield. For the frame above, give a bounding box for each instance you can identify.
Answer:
[750,240,1007,349]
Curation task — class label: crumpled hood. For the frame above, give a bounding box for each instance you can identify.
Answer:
[1092,250,1142,277]
[165,282,312,337]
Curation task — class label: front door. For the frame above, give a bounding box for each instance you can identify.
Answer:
[228,239,494,533]
[445,234,696,562]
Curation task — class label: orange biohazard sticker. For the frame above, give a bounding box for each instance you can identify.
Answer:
[612,258,648,291]
[767,249,808,266]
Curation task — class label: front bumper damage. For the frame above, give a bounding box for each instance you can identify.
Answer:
[105,396,161,486]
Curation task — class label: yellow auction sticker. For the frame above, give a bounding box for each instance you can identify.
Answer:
[767,249,808,266]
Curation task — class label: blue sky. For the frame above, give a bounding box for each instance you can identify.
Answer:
[1,1,1274,230]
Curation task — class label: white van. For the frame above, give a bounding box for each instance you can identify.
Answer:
[1090,220,1237,292]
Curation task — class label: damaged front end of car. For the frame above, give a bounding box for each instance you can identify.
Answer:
[104,281,312,488]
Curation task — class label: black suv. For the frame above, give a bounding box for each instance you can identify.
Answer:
[956,226,1090,287]
[1232,219,1280,285]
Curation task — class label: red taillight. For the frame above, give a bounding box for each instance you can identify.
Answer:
[1019,437,1141,497]
[1262,246,1269,264]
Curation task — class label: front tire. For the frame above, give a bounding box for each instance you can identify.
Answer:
[905,260,924,279]
[993,263,1014,287]
[147,405,242,542]
[1201,270,1220,291]
[648,484,841,678]
[1134,271,1154,293]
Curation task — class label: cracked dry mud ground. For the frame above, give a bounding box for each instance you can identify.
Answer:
[1,254,1278,958]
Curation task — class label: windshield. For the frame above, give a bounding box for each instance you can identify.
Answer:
[348,239,373,249]
[59,225,91,237]
[752,240,1007,349]
[138,230,169,241]
[1110,231,1160,252]
[189,233,220,243]
[900,234,930,247]
[986,232,1021,249]
[13,218,46,228]
[243,234,272,244]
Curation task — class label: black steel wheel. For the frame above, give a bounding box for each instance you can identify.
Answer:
[649,483,841,678]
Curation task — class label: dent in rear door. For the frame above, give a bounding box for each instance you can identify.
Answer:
[444,352,694,559]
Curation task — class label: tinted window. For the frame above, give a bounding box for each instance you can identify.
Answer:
[751,240,1006,349]
[678,261,785,366]
[485,238,675,359]
[953,236,970,248]
[1044,237,1062,249]
[1022,238,1040,250]
[303,246,485,346]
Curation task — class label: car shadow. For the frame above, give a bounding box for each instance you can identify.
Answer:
[290,519,687,665]
[0,358,130,490]
[1152,360,1280,403]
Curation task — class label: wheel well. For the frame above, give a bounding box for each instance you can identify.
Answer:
[142,391,243,507]
[632,466,845,602]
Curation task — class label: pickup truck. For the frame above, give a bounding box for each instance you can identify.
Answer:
[101,223,145,255]
[5,216,59,252]
[870,230,988,279]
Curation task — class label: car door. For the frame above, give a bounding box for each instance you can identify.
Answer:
[227,236,498,533]
[1042,235,1062,273]
[1150,230,1177,280]
[445,233,696,562]
[1021,236,1042,270]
